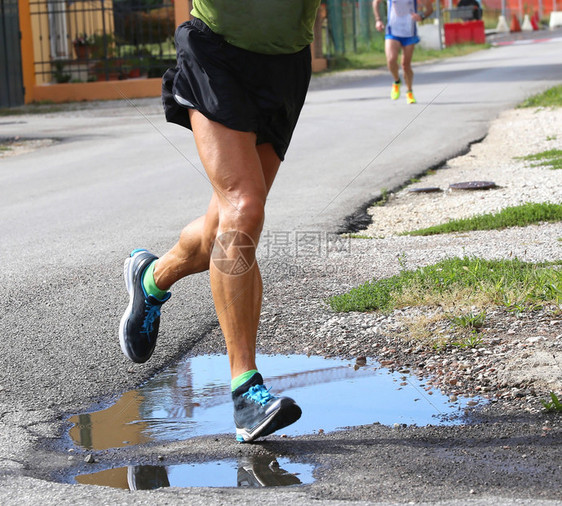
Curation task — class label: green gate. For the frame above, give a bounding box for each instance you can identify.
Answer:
[0,0,24,107]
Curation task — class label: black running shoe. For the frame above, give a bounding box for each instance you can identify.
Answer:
[119,249,170,363]
[233,373,301,443]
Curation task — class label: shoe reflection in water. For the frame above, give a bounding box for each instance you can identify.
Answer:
[125,456,302,489]
[237,456,302,487]
[127,465,170,490]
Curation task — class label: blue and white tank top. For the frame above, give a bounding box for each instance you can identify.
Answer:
[386,0,418,38]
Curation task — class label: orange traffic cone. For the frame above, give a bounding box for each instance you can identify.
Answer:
[510,13,521,32]
[531,12,540,30]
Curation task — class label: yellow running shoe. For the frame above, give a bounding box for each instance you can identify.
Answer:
[390,81,401,100]
[406,91,416,104]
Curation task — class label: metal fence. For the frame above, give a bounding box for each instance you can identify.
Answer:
[324,0,381,56]
[29,0,176,84]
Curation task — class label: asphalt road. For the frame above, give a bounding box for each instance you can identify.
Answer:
[1,33,561,504]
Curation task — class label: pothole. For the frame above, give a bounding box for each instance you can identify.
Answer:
[0,137,57,158]
[68,354,483,451]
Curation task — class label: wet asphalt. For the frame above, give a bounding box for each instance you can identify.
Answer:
[1,29,561,505]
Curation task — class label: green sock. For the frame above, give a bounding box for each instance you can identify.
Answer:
[231,369,259,392]
[142,260,168,300]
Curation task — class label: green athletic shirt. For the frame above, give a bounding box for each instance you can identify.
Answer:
[191,0,321,54]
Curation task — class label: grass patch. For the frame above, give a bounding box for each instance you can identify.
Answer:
[324,41,488,72]
[541,392,562,412]
[402,202,562,236]
[451,332,484,349]
[414,43,490,62]
[342,233,372,239]
[516,149,562,170]
[0,101,83,116]
[376,188,390,207]
[327,256,562,313]
[517,84,562,108]
[448,310,486,329]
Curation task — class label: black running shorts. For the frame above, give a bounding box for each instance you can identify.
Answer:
[162,18,312,161]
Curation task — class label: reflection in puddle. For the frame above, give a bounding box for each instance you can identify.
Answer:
[69,355,482,450]
[75,456,313,489]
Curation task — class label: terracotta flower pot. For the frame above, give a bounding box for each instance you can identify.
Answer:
[74,44,90,60]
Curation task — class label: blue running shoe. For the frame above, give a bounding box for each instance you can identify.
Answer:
[119,249,170,363]
[233,373,301,443]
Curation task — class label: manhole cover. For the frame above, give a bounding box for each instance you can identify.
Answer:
[408,187,442,193]
[449,181,497,191]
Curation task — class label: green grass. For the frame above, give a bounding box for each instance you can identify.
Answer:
[516,149,562,170]
[327,256,562,313]
[0,101,78,116]
[324,40,489,72]
[448,310,486,329]
[376,188,390,206]
[342,233,372,239]
[401,202,562,237]
[518,84,562,108]
[414,43,490,62]
[451,332,484,349]
[541,392,562,412]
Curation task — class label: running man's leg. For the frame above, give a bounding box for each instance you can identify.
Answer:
[185,109,276,379]
[385,38,402,82]
[401,42,416,92]
[184,110,301,443]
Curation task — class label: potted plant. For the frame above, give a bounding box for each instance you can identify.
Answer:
[92,58,125,81]
[73,34,93,60]
[52,60,71,83]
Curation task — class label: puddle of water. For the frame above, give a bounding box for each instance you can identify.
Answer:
[69,354,481,450]
[75,456,313,489]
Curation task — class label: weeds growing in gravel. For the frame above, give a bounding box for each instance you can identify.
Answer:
[342,233,372,239]
[541,392,562,412]
[452,331,484,349]
[517,84,562,108]
[401,202,562,236]
[328,257,562,313]
[376,188,390,207]
[448,311,486,329]
[328,257,562,348]
[516,149,562,170]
